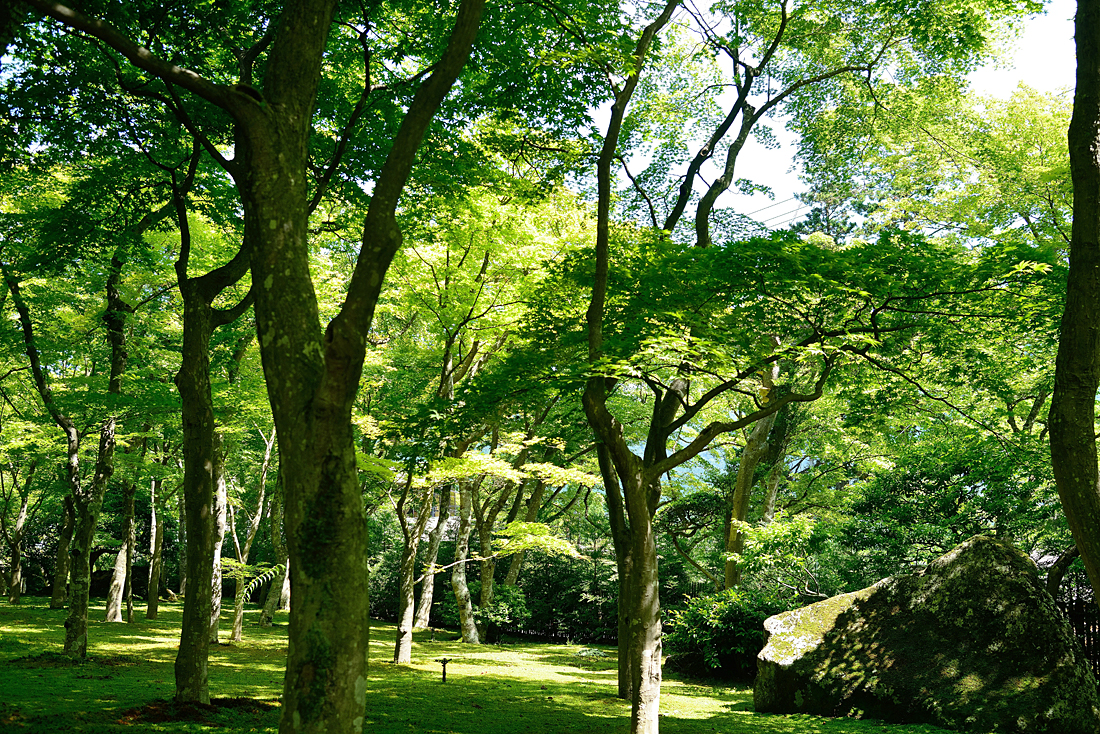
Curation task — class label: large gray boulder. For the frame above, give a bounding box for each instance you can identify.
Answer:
[754,535,1100,733]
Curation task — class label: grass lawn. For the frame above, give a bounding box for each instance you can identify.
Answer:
[0,597,962,733]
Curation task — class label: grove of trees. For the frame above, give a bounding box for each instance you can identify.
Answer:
[1,1,1094,734]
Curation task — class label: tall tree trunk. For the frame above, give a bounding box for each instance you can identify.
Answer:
[1049,0,1100,608]
[66,417,116,658]
[170,156,251,701]
[15,0,484,727]
[230,428,272,642]
[105,539,129,622]
[621,472,662,734]
[450,482,479,644]
[209,440,227,644]
[178,490,187,597]
[229,510,245,641]
[760,403,795,525]
[174,259,247,701]
[4,465,35,605]
[475,510,500,641]
[597,445,633,700]
[125,501,135,623]
[147,477,166,620]
[393,545,421,662]
[724,424,776,587]
[412,484,451,628]
[6,525,23,604]
[476,543,496,642]
[260,476,287,627]
[106,462,139,622]
[122,441,145,624]
[393,475,433,664]
[579,5,692,730]
[760,461,784,525]
[50,495,74,609]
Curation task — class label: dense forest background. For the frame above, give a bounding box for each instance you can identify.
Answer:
[0,0,1090,732]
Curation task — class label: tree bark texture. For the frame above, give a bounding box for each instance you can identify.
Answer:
[50,495,74,609]
[580,3,680,728]
[1050,0,1100,605]
[170,150,251,698]
[3,464,35,604]
[174,291,221,704]
[209,445,227,644]
[450,482,480,644]
[393,544,421,662]
[65,417,116,658]
[105,541,129,622]
[260,478,288,627]
[19,0,485,728]
[412,484,451,628]
[147,477,166,620]
[230,434,271,641]
[393,476,433,663]
[243,3,486,728]
[106,468,137,622]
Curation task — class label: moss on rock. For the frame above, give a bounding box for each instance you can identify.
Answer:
[754,535,1100,733]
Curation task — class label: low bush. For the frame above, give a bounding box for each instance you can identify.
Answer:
[663,588,793,681]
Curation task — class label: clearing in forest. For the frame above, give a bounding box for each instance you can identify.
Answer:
[0,598,965,733]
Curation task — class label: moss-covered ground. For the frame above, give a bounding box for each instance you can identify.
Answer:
[1,597,970,733]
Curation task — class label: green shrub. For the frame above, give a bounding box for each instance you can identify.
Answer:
[437,581,531,635]
[663,588,792,681]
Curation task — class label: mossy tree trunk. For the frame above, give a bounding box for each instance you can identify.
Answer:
[412,483,450,629]
[106,441,143,623]
[50,495,74,609]
[208,445,228,644]
[393,471,434,663]
[1050,0,1100,607]
[229,427,273,642]
[259,474,288,627]
[22,0,486,728]
[2,460,37,605]
[172,178,252,703]
[450,480,480,644]
[146,475,167,620]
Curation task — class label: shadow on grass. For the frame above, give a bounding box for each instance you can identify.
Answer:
[365,665,626,734]
[1,599,962,734]
[534,650,619,672]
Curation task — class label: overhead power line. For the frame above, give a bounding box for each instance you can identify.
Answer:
[760,205,806,224]
[744,196,797,217]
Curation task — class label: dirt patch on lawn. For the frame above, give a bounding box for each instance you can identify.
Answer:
[8,651,140,668]
[116,697,279,727]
